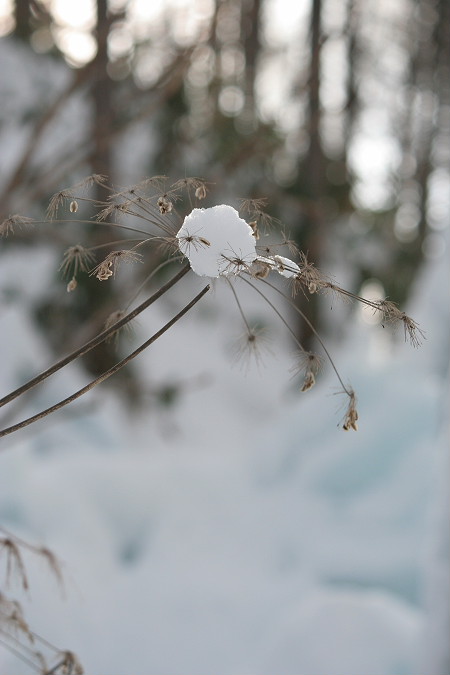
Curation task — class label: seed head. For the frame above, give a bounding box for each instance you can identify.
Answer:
[94,260,113,281]
[171,177,207,193]
[291,351,322,392]
[233,327,271,372]
[301,371,316,392]
[375,300,425,347]
[59,244,95,278]
[195,184,207,200]
[249,221,259,239]
[342,390,359,431]
[66,277,77,292]
[90,249,143,281]
[0,214,34,237]
[250,258,272,279]
[157,196,173,214]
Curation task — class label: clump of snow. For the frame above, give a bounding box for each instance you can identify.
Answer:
[272,255,300,278]
[176,205,257,277]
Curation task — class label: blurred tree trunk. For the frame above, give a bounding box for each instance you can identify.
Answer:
[241,0,261,110]
[296,0,326,349]
[343,0,357,158]
[388,0,444,302]
[83,0,136,388]
[13,0,32,39]
[306,0,325,206]
[92,0,113,201]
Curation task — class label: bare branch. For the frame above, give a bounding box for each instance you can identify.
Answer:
[0,283,209,440]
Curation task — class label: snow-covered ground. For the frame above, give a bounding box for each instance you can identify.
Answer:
[0,220,448,673]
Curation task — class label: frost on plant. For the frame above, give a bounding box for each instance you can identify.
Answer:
[0,175,424,440]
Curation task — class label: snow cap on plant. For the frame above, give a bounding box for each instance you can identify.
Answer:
[0,174,425,441]
[176,205,257,277]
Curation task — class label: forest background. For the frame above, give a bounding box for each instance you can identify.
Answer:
[0,0,449,673]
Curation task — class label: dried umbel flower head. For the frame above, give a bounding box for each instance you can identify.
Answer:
[195,184,207,200]
[374,300,425,347]
[51,650,84,675]
[157,196,173,214]
[66,277,77,293]
[47,174,107,219]
[232,326,271,371]
[291,352,323,392]
[93,260,113,281]
[293,252,328,296]
[239,197,278,233]
[251,259,272,279]
[89,249,143,281]
[172,177,208,194]
[0,537,29,590]
[0,214,34,237]
[0,175,424,441]
[59,244,95,279]
[342,390,359,431]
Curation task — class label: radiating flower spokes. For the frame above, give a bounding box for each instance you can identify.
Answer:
[0,175,424,437]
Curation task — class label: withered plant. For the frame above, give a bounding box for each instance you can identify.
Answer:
[0,527,82,674]
[0,175,424,440]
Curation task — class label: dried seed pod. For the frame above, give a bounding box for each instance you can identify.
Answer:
[69,200,79,213]
[301,371,316,392]
[66,277,77,292]
[195,184,207,200]
[96,261,113,281]
[249,221,259,239]
[157,196,173,214]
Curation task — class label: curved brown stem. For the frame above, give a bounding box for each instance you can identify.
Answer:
[0,264,190,411]
[0,283,209,440]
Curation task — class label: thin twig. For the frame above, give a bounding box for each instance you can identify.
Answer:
[0,633,43,672]
[0,264,190,411]
[240,275,352,396]
[224,278,252,333]
[0,284,210,440]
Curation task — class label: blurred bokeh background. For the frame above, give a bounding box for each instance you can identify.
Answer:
[0,1,449,673]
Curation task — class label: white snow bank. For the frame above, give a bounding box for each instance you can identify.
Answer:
[258,589,421,675]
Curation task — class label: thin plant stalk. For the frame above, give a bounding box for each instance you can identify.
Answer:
[240,275,352,396]
[224,278,253,333]
[0,284,210,440]
[0,264,190,411]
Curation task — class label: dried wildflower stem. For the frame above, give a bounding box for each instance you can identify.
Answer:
[0,634,43,672]
[0,284,210,440]
[242,276,352,397]
[225,278,252,333]
[28,218,152,237]
[87,237,145,252]
[123,256,184,311]
[0,629,36,662]
[0,264,190,412]
[239,276,309,354]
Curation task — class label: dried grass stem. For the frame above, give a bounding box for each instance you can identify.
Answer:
[0,282,209,440]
